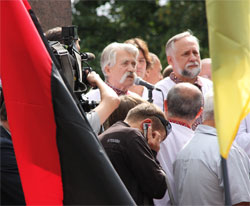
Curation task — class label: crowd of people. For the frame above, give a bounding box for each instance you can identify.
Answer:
[1,29,250,205]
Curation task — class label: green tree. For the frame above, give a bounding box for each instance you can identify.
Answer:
[73,0,208,77]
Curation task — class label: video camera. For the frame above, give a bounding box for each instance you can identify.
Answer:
[49,25,98,111]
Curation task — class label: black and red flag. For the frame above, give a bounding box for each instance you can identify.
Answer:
[0,0,135,204]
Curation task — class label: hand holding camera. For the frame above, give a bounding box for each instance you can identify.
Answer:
[86,71,102,88]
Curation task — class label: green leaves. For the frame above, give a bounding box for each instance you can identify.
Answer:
[73,0,209,76]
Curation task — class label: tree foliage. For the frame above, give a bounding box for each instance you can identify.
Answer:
[73,0,208,77]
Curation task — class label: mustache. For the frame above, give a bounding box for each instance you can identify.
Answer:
[119,71,135,83]
[186,62,200,68]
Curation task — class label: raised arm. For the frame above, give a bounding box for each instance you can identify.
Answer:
[87,71,120,125]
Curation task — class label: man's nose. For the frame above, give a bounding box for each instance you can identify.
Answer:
[128,64,136,72]
[189,53,199,62]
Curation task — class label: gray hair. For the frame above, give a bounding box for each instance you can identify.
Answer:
[202,90,214,122]
[100,42,139,79]
[165,31,200,57]
[167,82,203,120]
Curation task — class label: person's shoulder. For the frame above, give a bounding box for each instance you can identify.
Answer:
[153,77,173,97]
[0,126,12,143]
[155,77,173,87]
[114,122,143,139]
[230,142,249,160]
[101,121,136,136]
[155,77,175,94]
[199,76,213,87]
[100,122,144,144]
[198,77,213,95]
[0,135,13,150]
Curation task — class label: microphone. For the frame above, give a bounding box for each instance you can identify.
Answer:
[81,52,95,61]
[134,76,155,90]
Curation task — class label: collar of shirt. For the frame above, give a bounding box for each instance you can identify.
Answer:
[195,124,217,137]
[169,72,203,91]
[169,119,191,129]
[106,82,128,96]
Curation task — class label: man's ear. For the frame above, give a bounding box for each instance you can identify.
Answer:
[104,65,111,75]
[167,56,173,66]
[195,107,203,120]
[140,118,152,130]
[145,69,150,79]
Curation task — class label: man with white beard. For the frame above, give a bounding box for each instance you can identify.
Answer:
[153,31,212,130]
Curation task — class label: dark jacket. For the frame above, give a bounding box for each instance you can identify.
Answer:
[100,121,167,205]
[0,125,26,205]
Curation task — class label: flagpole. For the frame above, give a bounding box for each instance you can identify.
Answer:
[221,157,232,206]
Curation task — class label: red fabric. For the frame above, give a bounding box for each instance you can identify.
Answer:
[0,0,63,204]
[22,0,31,11]
[169,119,191,129]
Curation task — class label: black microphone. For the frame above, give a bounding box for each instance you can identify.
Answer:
[134,76,155,90]
[81,52,95,61]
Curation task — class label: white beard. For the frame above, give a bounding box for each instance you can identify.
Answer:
[176,62,201,78]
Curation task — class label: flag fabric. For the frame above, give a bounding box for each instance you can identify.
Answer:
[206,0,250,158]
[0,0,135,204]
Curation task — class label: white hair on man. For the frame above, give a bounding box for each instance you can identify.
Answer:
[165,30,200,57]
[202,90,214,122]
[100,42,139,79]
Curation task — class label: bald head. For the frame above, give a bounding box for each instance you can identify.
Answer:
[166,83,203,120]
[200,58,212,80]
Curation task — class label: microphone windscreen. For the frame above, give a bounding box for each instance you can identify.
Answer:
[134,76,141,85]
[81,52,95,61]
[85,52,95,60]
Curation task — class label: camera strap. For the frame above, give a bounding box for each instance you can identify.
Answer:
[49,41,75,90]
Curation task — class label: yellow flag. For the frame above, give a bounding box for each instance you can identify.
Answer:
[206,0,250,158]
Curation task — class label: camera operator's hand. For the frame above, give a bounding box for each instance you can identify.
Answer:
[86,71,102,88]
[87,71,120,127]
[147,125,161,152]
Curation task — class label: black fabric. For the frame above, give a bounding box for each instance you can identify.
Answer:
[29,7,135,205]
[100,121,167,205]
[51,64,135,205]
[0,126,25,205]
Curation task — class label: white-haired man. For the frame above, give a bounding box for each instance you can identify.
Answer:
[153,31,212,129]
[86,42,139,101]
[174,91,250,205]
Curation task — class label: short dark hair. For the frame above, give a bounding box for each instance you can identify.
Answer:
[126,102,166,133]
[104,95,146,129]
[167,83,203,120]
